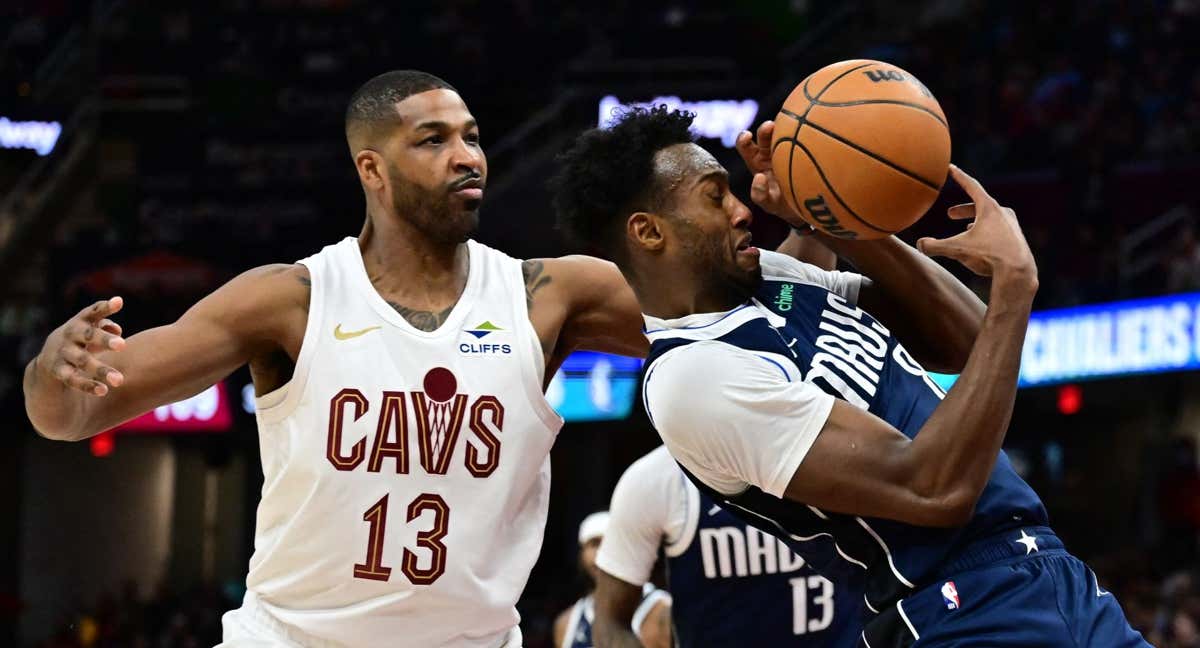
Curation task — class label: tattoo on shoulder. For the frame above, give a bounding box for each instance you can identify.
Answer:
[388,301,455,333]
[522,260,552,311]
[296,275,311,287]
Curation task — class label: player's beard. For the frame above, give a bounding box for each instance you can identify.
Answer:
[388,163,480,245]
[677,219,762,308]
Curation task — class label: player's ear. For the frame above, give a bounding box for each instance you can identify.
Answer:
[354,149,386,190]
[628,211,665,252]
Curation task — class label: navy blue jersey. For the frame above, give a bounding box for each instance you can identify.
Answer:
[562,596,595,648]
[642,251,1048,615]
[561,587,667,648]
[668,486,863,647]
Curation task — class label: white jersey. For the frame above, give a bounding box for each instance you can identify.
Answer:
[221,237,563,647]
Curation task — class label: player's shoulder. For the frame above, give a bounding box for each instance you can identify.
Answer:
[620,445,680,487]
[759,249,835,285]
[234,263,310,302]
[648,339,761,382]
[525,254,621,292]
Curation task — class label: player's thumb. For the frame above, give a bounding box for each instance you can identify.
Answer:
[916,236,958,259]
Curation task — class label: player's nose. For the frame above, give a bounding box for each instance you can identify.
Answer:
[450,137,484,175]
[730,196,753,228]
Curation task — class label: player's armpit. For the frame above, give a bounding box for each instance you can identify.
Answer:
[783,399,974,528]
[534,255,648,360]
[26,264,309,441]
[593,570,651,648]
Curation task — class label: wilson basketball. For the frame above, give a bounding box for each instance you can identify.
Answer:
[771,60,951,239]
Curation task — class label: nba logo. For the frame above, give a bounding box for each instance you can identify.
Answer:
[941,581,960,610]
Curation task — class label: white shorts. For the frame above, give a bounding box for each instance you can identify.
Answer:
[218,592,524,648]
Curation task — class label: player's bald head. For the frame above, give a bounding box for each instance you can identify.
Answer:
[344,70,457,153]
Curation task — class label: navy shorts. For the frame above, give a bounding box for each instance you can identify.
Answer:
[861,527,1150,647]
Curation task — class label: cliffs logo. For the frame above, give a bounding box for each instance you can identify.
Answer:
[461,321,511,355]
[466,321,503,338]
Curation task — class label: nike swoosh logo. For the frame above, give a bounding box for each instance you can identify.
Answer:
[708,504,722,516]
[334,324,382,340]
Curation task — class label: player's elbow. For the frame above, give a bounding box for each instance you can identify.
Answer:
[910,490,976,527]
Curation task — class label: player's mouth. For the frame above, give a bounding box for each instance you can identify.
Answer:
[450,176,485,201]
[735,234,759,259]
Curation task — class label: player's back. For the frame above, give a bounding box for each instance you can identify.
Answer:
[225,237,562,647]
[643,250,1048,614]
[641,447,862,647]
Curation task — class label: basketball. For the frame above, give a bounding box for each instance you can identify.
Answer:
[771,59,951,239]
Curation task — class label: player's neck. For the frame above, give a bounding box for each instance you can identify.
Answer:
[358,214,469,302]
[635,275,744,320]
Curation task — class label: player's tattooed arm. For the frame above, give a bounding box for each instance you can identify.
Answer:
[542,255,649,358]
[521,259,552,312]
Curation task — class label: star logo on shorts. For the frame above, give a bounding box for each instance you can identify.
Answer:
[1015,529,1039,555]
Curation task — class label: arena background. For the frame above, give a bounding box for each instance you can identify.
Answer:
[1,0,1199,646]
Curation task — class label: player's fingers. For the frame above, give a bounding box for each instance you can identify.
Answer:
[766,175,784,207]
[947,203,976,220]
[58,345,124,386]
[97,319,123,336]
[756,120,775,155]
[750,173,770,204]
[53,360,109,396]
[916,234,965,259]
[68,321,126,351]
[735,131,757,167]
[946,165,995,207]
[79,296,124,323]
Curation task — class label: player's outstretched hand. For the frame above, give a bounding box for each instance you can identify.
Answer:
[37,296,127,396]
[916,165,1038,282]
[736,121,806,227]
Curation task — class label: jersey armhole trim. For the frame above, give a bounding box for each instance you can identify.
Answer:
[631,589,670,640]
[510,258,564,432]
[664,474,699,558]
[254,259,324,424]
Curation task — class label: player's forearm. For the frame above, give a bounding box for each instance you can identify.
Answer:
[906,271,1036,521]
[593,618,645,648]
[24,356,91,441]
[824,235,984,372]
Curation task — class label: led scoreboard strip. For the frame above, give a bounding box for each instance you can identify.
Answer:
[1020,291,1200,387]
[931,292,1200,390]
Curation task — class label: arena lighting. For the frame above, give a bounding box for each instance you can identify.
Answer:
[598,95,760,147]
[0,116,62,156]
[90,430,115,457]
[928,292,1200,391]
[1057,385,1082,415]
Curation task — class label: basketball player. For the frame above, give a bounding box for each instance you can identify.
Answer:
[553,512,669,648]
[23,72,830,647]
[551,106,1149,646]
[593,445,863,647]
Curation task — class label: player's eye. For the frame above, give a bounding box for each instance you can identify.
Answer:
[466,132,481,146]
[420,136,443,146]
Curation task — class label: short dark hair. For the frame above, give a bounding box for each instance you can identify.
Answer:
[551,106,696,259]
[345,70,456,145]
